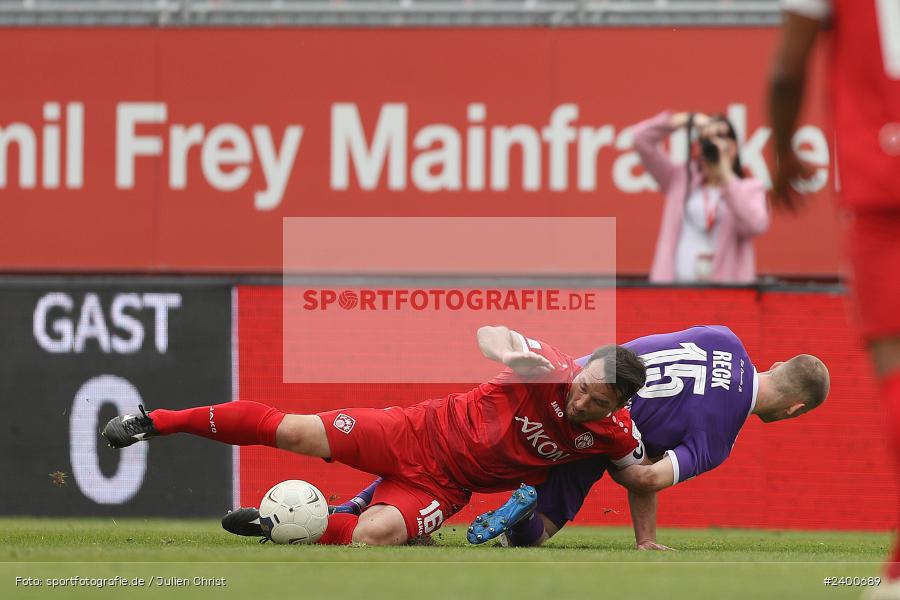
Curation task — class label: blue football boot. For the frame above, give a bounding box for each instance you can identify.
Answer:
[466,484,537,545]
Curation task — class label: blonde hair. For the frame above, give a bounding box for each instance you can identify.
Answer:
[771,354,830,410]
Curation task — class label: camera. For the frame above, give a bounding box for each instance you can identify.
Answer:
[700,138,720,163]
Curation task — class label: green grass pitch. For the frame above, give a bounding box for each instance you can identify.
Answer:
[0,518,890,599]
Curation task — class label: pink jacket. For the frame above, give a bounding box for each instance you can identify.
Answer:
[632,111,770,284]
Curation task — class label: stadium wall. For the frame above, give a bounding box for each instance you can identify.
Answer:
[237,285,894,532]
[0,27,837,278]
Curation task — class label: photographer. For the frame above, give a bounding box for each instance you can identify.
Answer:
[632,111,769,283]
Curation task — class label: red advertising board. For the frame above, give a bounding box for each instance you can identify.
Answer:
[0,28,837,276]
[237,285,894,532]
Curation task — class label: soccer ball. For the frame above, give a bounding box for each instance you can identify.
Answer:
[258,480,329,544]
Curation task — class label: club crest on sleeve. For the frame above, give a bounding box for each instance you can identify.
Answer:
[333,413,356,434]
[574,432,594,449]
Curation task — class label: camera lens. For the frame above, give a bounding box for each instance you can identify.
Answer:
[701,139,720,163]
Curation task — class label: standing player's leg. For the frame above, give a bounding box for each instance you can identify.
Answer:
[871,338,900,580]
[847,209,900,581]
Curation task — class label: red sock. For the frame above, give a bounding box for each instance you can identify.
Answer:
[317,512,358,545]
[149,401,285,447]
[882,372,900,580]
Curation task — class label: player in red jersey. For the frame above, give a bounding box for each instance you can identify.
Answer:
[770,0,900,592]
[101,326,647,546]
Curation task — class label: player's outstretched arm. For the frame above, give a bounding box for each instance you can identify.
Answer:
[768,10,822,208]
[476,326,553,377]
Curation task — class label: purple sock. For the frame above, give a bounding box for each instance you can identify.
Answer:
[334,477,382,515]
[506,512,545,547]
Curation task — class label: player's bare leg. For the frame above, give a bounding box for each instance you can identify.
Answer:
[274,414,331,457]
[351,504,408,545]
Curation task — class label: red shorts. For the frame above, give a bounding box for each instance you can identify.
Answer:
[317,406,471,539]
[845,209,900,341]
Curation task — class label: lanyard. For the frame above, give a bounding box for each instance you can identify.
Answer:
[700,186,718,232]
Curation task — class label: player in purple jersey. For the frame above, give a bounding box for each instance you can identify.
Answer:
[481,325,830,549]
